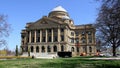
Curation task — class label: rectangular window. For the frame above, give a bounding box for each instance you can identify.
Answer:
[71,38,74,43]
[89,39,92,43]
[42,37,45,42]
[48,36,51,42]
[88,36,92,43]
[31,37,34,43]
[61,35,64,41]
[71,32,74,36]
[54,36,57,42]
[82,40,86,43]
[81,37,86,43]
[76,32,79,36]
[76,38,79,43]
[37,37,40,42]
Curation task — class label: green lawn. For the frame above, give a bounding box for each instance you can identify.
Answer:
[0,57,120,68]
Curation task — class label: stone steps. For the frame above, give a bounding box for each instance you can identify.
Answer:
[22,52,57,59]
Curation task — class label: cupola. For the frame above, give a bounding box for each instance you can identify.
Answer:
[48,6,70,20]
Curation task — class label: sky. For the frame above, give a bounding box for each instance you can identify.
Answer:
[0,0,100,51]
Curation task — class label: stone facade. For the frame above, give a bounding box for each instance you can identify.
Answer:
[21,6,96,57]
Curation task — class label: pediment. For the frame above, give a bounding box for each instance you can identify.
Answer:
[27,17,65,29]
[34,17,61,26]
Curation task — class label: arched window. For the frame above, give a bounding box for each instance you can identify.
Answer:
[36,46,39,52]
[41,46,45,52]
[61,45,64,52]
[31,46,34,52]
[71,47,74,52]
[89,46,92,52]
[77,47,79,52]
[53,45,57,52]
[47,46,51,52]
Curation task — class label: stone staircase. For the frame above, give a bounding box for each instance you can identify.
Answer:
[21,52,28,57]
[22,52,57,59]
[36,53,57,59]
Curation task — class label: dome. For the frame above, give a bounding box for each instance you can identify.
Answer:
[62,16,70,20]
[48,6,70,18]
[51,6,67,12]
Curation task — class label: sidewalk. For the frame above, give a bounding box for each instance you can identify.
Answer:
[89,57,120,60]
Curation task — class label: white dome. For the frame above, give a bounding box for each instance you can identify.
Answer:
[62,16,70,19]
[52,6,67,12]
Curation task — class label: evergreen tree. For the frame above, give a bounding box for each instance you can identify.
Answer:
[15,45,18,56]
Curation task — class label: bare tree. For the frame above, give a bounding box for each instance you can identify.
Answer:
[0,14,11,48]
[95,0,120,56]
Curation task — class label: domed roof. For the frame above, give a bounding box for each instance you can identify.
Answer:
[51,6,67,12]
[62,16,70,20]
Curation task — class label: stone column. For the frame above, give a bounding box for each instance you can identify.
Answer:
[24,36,27,45]
[58,28,60,42]
[39,30,40,42]
[34,46,36,55]
[51,29,53,42]
[34,30,36,43]
[39,46,41,53]
[66,29,68,42]
[64,29,67,42]
[64,45,66,51]
[87,46,90,54]
[45,46,47,53]
[29,31,31,43]
[51,45,53,53]
[80,47,82,54]
[86,33,88,44]
[40,30,42,42]
[46,29,48,42]
[58,44,61,51]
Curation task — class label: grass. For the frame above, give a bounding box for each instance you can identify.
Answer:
[0,57,120,68]
[0,56,31,59]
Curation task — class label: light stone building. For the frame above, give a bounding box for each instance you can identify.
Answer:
[21,6,96,57]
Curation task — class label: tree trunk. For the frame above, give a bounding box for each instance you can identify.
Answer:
[112,44,116,56]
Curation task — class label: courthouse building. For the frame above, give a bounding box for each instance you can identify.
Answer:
[21,6,96,57]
